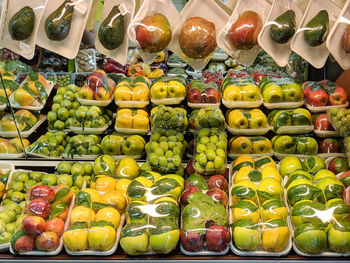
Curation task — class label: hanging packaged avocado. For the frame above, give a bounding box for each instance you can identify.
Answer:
[45,0,74,41]
[36,0,93,59]
[95,0,135,65]
[291,0,340,69]
[0,0,47,59]
[257,0,303,67]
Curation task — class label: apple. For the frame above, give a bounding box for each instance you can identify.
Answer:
[53,184,73,204]
[262,84,283,103]
[186,159,197,177]
[78,86,94,100]
[206,225,230,251]
[204,88,220,104]
[51,201,69,221]
[14,235,35,253]
[207,175,228,192]
[181,185,200,205]
[314,113,333,131]
[227,71,249,79]
[282,83,303,102]
[29,185,55,203]
[188,89,202,103]
[180,229,205,252]
[95,87,110,101]
[340,171,350,187]
[22,216,46,235]
[28,198,51,219]
[319,139,339,153]
[206,187,228,207]
[328,157,350,174]
[329,86,348,105]
[307,89,328,106]
[184,174,206,189]
[45,218,65,236]
[35,231,59,251]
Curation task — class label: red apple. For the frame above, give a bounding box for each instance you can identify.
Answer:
[181,185,200,205]
[45,218,65,236]
[87,72,106,90]
[35,232,59,252]
[228,70,249,79]
[204,88,220,103]
[207,175,228,192]
[14,235,35,253]
[29,185,55,203]
[186,159,196,177]
[188,89,202,103]
[339,171,350,187]
[180,229,205,252]
[319,139,339,153]
[78,86,94,100]
[94,86,110,101]
[28,198,51,219]
[307,89,329,106]
[329,87,348,105]
[328,157,350,174]
[206,225,231,252]
[252,72,279,84]
[53,184,73,204]
[22,216,46,235]
[206,187,228,207]
[303,81,314,97]
[314,113,333,131]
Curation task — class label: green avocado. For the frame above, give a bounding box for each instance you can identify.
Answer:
[303,10,329,46]
[98,5,124,50]
[270,10,296,44]
[8,6,35,41]
[45,0,74,41]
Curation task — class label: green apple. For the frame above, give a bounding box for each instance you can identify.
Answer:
[282,83,303,102]
[151,83,168,99]
[206,149,216,161]
[273,135,296,154]
[200,136,210,145]
[24,180,36,191]
[71,163,85,177]
[122,136,145,155]
[159,141,169,152]
[262,84,283,103]
[148,153,159,166]
[302,157,325,173]
[101,135,124,155]
[14,172,28,183]
[279,156,302,177]
[5,222,16,234]
[57,161,71,174]
[0,232,11,244]
[42,173,57,186]
[159,156,168,168]
[82,162,93,175]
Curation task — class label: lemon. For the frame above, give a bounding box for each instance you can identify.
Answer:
[115,178,132,196]
[70,206,95,225]
[80,188,102,203]
[95,207,121,229]
[94,176,117,193]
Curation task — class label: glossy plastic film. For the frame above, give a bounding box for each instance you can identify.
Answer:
[328,108,350,137]
[115,109,149,135]
[272,135,319,156]
[187,80,221,108]
[150,75,187,105]
[228,136,273,158]
[194,107,225,131]
[150,105,188,132]
[63,134,102,158]
[0,72,18,109]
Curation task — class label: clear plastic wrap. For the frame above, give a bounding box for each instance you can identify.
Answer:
[290,0,340,68]
[0,0,46,59]
[0,109,38,133]
[147,129,184,174]
[62,134,102,158]
[258,0,302,67]
[217,0,271,66]
[95,0,135,66]
[328,108,350,137]
[26,131,70,158]
[318,138,345,158]
[37,0,93,59]
[228,136,273,158]
[194,107,225,131]
[128,0,180,64]
[168,0,230,70]
[121,172,184,255]
[150,75,187,105]
[75,49,97,73]
[114,76,150,108]
[63,176,126,255]
[0,71,18,109]
[150,105,188,132]
[46,72,74,87]
[202,70,224,87]
[181,175,230,255]
[221,76,262,108]
[193,128,227,175]
[229,155,291,255]
[226,109,270,135]
[312,113,339,138]
[115,109,149,135]
[259,77,304,108]
[187,80,220,108]
[268,108,313,134]
[272,135,319,156]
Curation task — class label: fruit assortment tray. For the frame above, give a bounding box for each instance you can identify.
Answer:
[0,114,46,138]
[8,81,54,111]
[65,215,125,256]
[0,152,24,159]
[25,150,63,160]
[305,101,349,113]
[228,161,292,256]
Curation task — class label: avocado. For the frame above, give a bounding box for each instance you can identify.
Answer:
[270,10,296,44]
[45,0,74,41]
[8,6,35,41]
[98,5,124,50]
[303,10,329,46]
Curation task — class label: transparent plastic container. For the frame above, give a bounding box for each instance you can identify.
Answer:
[150,75,187,105]
[115,109,149,135]
[228,136,273,159]
[151,105,188,132]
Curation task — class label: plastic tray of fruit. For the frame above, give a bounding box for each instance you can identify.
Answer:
[187,101,221,109]
[0,152,24,159]
[228,162,292,256]
[151,96,186,106]
[227,125,271,136]
[274,125,314,135]
[24,151,63,160]
[114,100,149,109]
[305,101,349,113]
[0,115,46,138]
[114,127,149,136]
[78,94,114,107]
[263,101,304,110]
[228,152,274,160]
[70,120,112,135]
[10,194,76,256]
[45,72,75,86]
[222,98,263,109]
[8,81,55,111]
[65,214,125,256]
[318,153,346,160]
[313,129,340,138]
[61,154,142,161]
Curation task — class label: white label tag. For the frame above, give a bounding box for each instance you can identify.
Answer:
[119,3,128,16]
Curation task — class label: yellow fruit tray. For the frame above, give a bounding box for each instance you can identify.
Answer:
[114,126,149,136]
[151,96,185,106]
[263,101,304,110]
[78,94,114,107]
[228,161,292,256]
[305,100,349,113]
[65,214,125,256]
[8,81,54,111]
[0,114,46,138]
[114,100,149,109]
[222,98,263,109]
